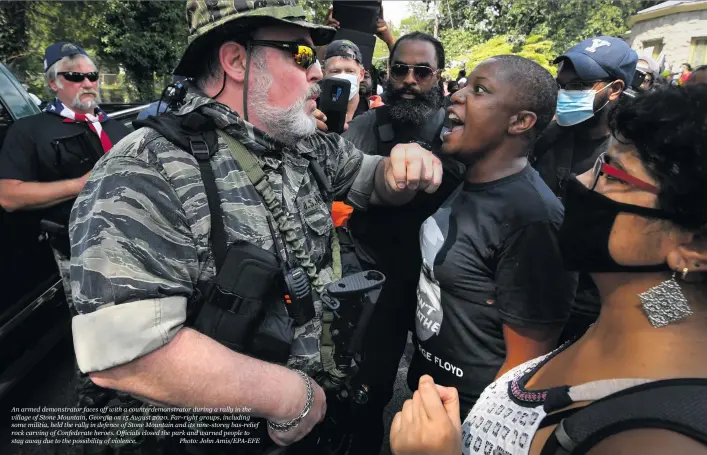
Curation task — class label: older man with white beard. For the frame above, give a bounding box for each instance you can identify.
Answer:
[0,43,130,455]
[0,41,130,310]
[67,1,442,454]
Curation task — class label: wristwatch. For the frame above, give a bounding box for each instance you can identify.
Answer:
[267,370,314,432]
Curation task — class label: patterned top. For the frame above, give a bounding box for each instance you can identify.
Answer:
[462,342,652,455]
[68,90,381,377]
[462,355,550,455]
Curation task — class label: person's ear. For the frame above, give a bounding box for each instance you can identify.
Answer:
[359,66,365,83]
[48,78,60,93]
[508,111,537,136]
[608,80,624,102]
[667,231,707,276]
[220,41,248,83]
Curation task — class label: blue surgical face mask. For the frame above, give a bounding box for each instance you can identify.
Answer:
[555,82,613,127]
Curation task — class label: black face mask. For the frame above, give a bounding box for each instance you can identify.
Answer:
[558,177,674,273]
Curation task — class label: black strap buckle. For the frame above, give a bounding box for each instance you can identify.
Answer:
[189,138,210,160]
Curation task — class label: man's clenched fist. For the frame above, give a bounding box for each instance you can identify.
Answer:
[384,143,443,194]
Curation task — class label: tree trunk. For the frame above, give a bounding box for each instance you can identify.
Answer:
[434,3,439,39]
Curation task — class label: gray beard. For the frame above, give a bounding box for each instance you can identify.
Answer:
[247,57,317,146]
[72,92,100,112]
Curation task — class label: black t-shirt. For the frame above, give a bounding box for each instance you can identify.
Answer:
[570,134,609,176]
[407,165,578,419]
[0,111,131,225]
[532,121,609,197]
[342,109,464,279]
[353,96,369,118]
[532,121,608,321]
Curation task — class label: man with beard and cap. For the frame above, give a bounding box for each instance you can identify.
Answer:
[66,1,442,454]
[340,31,465,455]
[531,36,638,345]
[0,41,131,455]
[0,41,130,310]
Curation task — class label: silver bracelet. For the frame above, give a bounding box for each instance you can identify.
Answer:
[267,370,314,432]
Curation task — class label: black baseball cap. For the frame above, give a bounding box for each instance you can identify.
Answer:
[325,39,363,64]
[44,41,90,72]
[554,36,638,87]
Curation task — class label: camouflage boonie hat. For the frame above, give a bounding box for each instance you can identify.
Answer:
[175,0,336,76]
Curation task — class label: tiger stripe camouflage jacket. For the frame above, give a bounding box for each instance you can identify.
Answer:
[68,91,382,377]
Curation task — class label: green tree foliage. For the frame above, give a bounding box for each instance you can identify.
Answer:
[0,1,186,102]
[440,28,482,64]
[431,0,654,56]
[444,34,557,79]
[399,2,435,36]
[299,0,332,24]
[0,2,31,72]
[96,0,186,102]
[514,34,557,73]
[372,21,403,70]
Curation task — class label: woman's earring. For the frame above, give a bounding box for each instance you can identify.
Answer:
[638,268,693,328]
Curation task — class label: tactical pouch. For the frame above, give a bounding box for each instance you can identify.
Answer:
[52,131,102,179]
[194,240,282,353]
[249,312,295,365]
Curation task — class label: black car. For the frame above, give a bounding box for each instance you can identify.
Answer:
[0,64,148,399]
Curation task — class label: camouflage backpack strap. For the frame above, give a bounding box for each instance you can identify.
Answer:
[135,112,226,270]
[215,129,328,293]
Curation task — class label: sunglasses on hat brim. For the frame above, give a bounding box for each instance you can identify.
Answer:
[58,71,99,83]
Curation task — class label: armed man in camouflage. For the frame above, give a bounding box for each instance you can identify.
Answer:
[68,1,442,454]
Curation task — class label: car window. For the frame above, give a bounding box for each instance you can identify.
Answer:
[0,99,13,149]
[0,68,40,120]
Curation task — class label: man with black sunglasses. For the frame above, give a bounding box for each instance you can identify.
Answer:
[531,36,638,345]
[66,2,443,455]
[0,41,130,308]
[339,31,463,455]
[0,41,130,455]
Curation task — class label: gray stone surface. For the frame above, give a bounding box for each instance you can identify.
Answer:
[629,7,707,69]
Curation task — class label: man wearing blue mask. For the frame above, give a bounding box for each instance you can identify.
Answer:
[534,36,638,196]
[532,36,638,345]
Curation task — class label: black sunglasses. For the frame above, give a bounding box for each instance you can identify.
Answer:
[58,71,99,83]
[249,40,318,70]
[558,79,611,91]
[390,64,437,83]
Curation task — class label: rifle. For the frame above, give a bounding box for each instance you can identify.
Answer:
[289,270,386,455]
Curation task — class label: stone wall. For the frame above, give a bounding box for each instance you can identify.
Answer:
[629,10,707,69]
